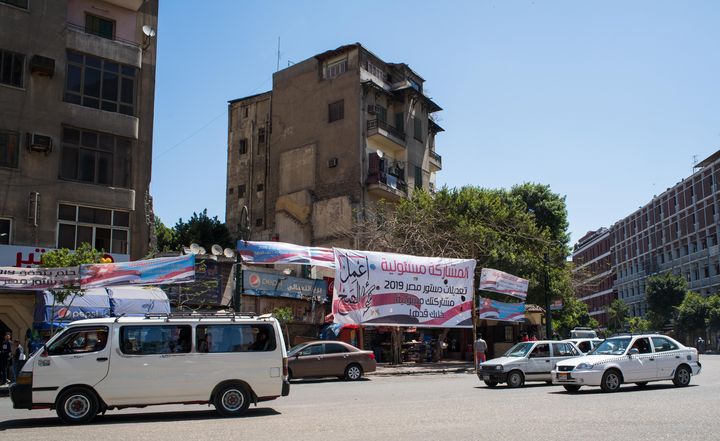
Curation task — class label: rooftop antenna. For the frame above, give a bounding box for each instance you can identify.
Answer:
[276,36,280,72]
[692,154,700,171]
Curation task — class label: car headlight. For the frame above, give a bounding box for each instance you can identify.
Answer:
[575,363,594,370]
[495,365,503,371]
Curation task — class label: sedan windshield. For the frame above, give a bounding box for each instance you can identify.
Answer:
[503,342,534,358]
[593,337,631,355]
[288,343,310,357]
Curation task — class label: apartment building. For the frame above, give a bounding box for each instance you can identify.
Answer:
[571,228,615,326]
[0,0,158,338]
[226,43,444,248]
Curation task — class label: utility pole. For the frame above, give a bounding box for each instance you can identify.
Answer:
[544,252,552,338]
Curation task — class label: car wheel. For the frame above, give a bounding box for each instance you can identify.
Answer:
[672,365,691,387]
[214,383,251,417]
[484,380,498,388]
[563,385,581,393]
[635,382,648,388]
[345,364,363,381]
[600,369,622,393]
[506,370,524,388]
[56,387,99,424]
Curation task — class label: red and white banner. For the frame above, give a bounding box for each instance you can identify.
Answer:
[331,248,476,328]
[479,268,528,300]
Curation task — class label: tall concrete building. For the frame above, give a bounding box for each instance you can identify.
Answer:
[571,228,615,326]
[0,0,158,338]
[226,43,444,248]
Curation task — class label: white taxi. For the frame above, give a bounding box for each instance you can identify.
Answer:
[552,333,702,393]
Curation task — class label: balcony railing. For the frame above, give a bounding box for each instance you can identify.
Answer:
[67,22,140,48]
[367,118,406,141]
[429,150,442,165]
[367,171,408,193]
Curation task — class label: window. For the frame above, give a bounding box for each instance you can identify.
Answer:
[255,218,263,227]
[530,343,550,358]
[57,203,130,254]
[238,139,247,155]
[120,325,192,355]
[298,344,323,356]
[196,324,276,353]
[65,50,137,115]
[413,116,423,142]
[0,0,28,9]
[47,327,109,355]
[414,165,423,189]
[376,105,387,123]
[0,48,24,88]
[328,100,344,123]
[0,218,10,244]
[324,58,347,79]
[85,13,115,40]
[242,106,248,118]
[324,343,349,354]
[394,112,404,133]
[0,130,19,168]
[237,184,245,198]
[552,342,578,356]
[258,128,266,145]
[256,183,264,192]
[60,127,131,187]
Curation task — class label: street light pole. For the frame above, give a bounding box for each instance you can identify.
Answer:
[544,252,552,338]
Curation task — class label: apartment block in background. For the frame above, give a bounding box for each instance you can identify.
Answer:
[571,228,615,326]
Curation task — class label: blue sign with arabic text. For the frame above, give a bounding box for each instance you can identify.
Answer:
[243,270,327,300]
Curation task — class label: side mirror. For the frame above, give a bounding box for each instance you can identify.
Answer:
[628,348,639,356]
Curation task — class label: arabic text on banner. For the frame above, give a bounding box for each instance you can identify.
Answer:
[331,248,476,328]
[80,254,195,289]
[237,240,335,268]
[0,266,80,290]
[477,297,526,321]
[479,268,529,300]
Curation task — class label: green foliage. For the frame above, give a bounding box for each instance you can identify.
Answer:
[272,307,293,348]
[509,182,570,246]
[627,316,652,333]
[708,295,720,329]
[675,292,709,337]
[646,272,688,327]
[173,209,233,251]
[607,299,629,334]
[552,295,599,338]
[154,216,176,253]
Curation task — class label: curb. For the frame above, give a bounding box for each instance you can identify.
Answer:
[369,367,475,377]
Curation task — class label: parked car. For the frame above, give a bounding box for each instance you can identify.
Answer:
[570,327,598,339]
[552,333,702,393]
[477,340,582,388]
[10,313,290,424]
[287,341,376,381]
[564,338,603,354]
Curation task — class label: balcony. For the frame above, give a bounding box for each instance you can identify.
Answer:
[66,22,142,68]
[367,119,405,155]
[429,150,442,172]
[366,171,408,201]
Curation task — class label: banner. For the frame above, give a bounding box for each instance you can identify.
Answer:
[0,266,80,290]
[80,254,195,289]
[477,297,526,321]
[166,259,223,307]
[479,268,529,300]
[332,248,476,328]
[237,240,335,268]
[243,269,327,300]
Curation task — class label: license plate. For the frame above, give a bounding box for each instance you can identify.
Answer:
[482,375,490,380]
[557,373,569,380]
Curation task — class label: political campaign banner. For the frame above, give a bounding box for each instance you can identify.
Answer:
[331,248,476,328]
[0,266,80,290]
[479,268,529,300]
[80,254,195,289]
[237,240,335,268]
[477,297,526,321]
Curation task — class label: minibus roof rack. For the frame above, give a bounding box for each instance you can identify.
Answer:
[143,311,260,321]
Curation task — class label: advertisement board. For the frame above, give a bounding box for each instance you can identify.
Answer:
[243,269,327,300]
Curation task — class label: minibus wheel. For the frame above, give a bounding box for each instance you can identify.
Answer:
[56,387,99,424]
[214,383,251,417]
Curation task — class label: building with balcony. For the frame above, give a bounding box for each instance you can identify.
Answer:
[227,43,444,248]
[571,228,615,326]
[0,0,158,338]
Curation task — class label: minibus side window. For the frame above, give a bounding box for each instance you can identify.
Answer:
[120,325,192,355]
[196,324,276,353]
[47,327,109,355]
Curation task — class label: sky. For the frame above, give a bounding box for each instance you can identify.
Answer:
[151,0,720,246]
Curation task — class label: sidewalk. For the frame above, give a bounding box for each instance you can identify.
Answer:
[369,360,475,376]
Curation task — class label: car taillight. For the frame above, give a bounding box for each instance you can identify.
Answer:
[283,356,288,377]
[368,353,375,360]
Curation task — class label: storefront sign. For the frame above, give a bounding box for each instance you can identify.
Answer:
[479,268,528,300]
[237,240,335,268]
[243,269,327,300]
[80,254,195,288]
[0,244,129,268]
[332,248,476,328]
[0,266,80,289]
[477,297,525,321]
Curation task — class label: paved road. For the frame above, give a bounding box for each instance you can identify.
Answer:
[1,356,719,441]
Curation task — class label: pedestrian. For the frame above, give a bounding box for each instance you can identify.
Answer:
[529,333,538,342]
[696,337,705,354]
[520,332,529,342]
[1,332,11,384]
[474,333,487,368]
[11,340,26,382]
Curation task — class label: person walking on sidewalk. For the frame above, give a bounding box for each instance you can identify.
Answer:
[1,332,11,384]
[11,340,26,382]
[474,333,487,368]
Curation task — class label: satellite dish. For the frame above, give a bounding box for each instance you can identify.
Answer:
[142,25,156,38]
[376,149,384,158]
[189,243,201,254]
[224,248,236,258]
[211,244,223,256]
[198,247,207,255]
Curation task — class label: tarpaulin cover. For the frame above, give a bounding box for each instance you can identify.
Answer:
[34,288,111,326]
[107,286,170,316]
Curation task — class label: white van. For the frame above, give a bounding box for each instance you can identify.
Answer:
[10,312,289,424]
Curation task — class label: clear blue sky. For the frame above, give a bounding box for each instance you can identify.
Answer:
[151,0,720,246]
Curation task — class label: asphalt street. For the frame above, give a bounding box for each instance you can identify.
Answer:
[1,356,719,441]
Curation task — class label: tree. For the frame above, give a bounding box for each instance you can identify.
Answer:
[607,299,629,334]
[173,209,233,251]
[708,295,720,330]
[675,291,708,341]
[154,216,176,253]
[552,294,599,338]
[41,243,106,335]
[627,316,652,333]
[272,307,293,348]
[645,272,688,329]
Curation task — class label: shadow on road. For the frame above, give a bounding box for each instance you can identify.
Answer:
[0,407,281,431]
[290,378,371,384]
[473,382,555,390]
[547,383,699,395]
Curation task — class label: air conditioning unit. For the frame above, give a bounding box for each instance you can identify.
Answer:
[29,55,55,77]
[367,104,377,114]
[328,157,338,168]
[26,133,53,154]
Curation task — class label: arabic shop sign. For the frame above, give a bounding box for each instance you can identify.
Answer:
[0,244,129,268]
[0,266,80,290]
[331,248,476,328]
[243,269,328,300]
